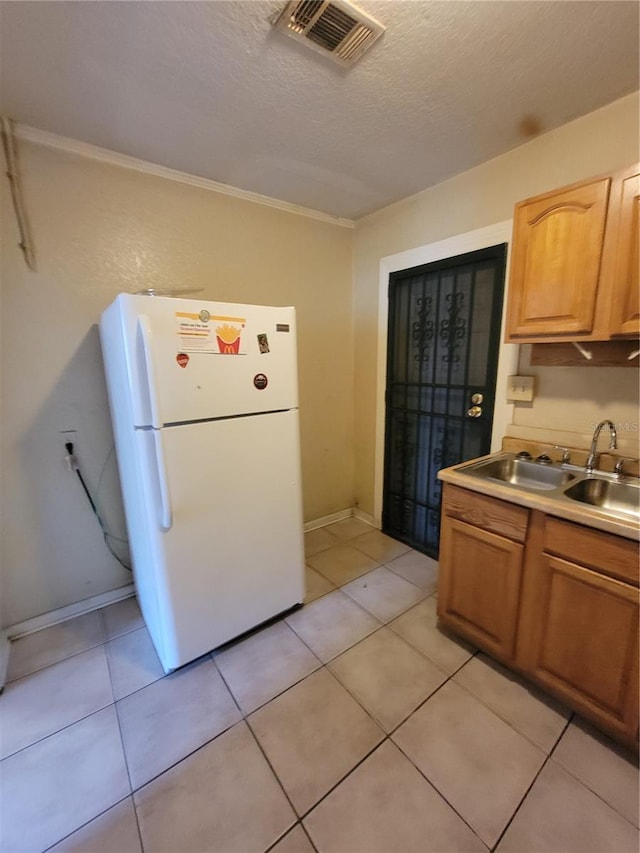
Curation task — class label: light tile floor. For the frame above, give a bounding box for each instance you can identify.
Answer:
[1,520,638,852]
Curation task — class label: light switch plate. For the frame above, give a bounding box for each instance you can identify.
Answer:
[506,375,535,402]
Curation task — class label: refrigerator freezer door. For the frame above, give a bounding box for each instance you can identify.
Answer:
[105,294,299,427]
[135,410,305,671]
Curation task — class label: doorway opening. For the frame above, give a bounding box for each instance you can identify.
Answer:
[382,244,507,557]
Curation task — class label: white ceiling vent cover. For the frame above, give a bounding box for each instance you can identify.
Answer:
[273,0,385,67]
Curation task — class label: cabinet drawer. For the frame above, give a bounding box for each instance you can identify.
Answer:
[544,517,639,585]
[442,484,529,543]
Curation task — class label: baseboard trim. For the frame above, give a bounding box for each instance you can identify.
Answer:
[304,506,378,533]
[303,508,354,532]
[3,506,377,676]
[5,584,136,643]
[352,507,378,529]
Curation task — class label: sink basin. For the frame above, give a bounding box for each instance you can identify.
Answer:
[462,457,576,491]
[563,477,640,520]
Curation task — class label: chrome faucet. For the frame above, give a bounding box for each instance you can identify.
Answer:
[585,420,617,473]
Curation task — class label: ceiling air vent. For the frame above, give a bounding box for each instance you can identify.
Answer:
[273,0,385,67]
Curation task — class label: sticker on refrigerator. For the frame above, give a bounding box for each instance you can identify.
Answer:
[253,373,268,390]
[257,333,270,354]
[176,353,189,368]
[215,321,244,354]
[175,312,246,355]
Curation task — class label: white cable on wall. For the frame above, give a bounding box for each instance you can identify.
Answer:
[1,116,36,271]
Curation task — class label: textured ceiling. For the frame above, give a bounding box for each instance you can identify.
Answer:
[0,1,638,220]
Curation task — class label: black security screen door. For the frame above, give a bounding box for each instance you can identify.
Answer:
[382,244,507,558]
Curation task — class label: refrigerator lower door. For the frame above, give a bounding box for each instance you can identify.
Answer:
[134,409,305,672]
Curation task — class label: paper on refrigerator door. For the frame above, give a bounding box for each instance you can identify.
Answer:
[175,310,246,355]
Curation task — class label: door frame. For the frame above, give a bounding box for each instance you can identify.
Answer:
[374,220,518,526]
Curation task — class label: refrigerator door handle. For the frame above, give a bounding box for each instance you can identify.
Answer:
[137,315,162,429]
[152,429,173,531]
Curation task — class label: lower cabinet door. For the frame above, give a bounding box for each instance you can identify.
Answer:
[437,517,523,662]
[521,554,639,742]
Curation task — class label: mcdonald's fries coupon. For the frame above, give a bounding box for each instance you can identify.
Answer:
[175,312,245,354]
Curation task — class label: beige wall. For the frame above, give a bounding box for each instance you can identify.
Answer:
[352,93,640,516]
[2,92,639,627]
[0,142,353,626]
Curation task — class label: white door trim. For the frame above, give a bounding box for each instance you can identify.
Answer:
[373,220,518,526]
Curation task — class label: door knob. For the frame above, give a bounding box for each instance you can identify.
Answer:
[471,393,483,405]
[467,405,482,418]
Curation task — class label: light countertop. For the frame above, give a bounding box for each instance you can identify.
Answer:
[438,452,640,542]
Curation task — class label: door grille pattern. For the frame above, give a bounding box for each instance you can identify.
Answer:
[383,246,507,557]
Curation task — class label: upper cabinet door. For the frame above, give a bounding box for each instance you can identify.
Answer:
[606,165,640,337]
[505,177,611,339]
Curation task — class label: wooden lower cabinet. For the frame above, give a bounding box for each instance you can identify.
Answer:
[518,554,639,744]
[437,484,640,748]
[438,517,523,663]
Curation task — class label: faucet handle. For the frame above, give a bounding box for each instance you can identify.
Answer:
[553,445,571,464]
[613,457,640,477]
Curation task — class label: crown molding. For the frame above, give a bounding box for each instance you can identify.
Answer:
[14,124,355,229]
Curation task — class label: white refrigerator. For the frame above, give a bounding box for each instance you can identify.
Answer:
[100,293,305,672]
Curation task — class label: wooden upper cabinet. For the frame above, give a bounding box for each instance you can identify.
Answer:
[505,163,640,343]
[606,164,640,336]
[506,177,611,339]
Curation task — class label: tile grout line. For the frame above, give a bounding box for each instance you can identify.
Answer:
[285,606,385,665]
[283,661,486,846]
[240,655,472,837]
[111,685,147,852]
[1,693,116,763]
[100,603,147,849]
[291,571,438,664]
[7,587,391,826]
[3,639,119,761]
[18,610,629,853]
[308,547,434,595]
[375,650,499,850]
[263,822,318,853]
[37,661,250,845]
[545,723,640,830]
[488,712,575,852]
[114,655,245,794]
[388,737,489,850]
[338,572,433,620]
[298,822,319,853]
[306,561,383,589]
[17,532,634,851]
[213,628,325,717]
[5,611,144,687]
[210,654,307,852]
[40,793,135,853]
[320,634,533,849]
[450,673,570,756]
[11,626,135,852]
[209,610,397,845]
[5,634,107,687]
[3,639,108,690]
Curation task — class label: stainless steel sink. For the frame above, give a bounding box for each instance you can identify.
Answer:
[462,457,576,491]
[563,477,640,520]
[454,452,640,527]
